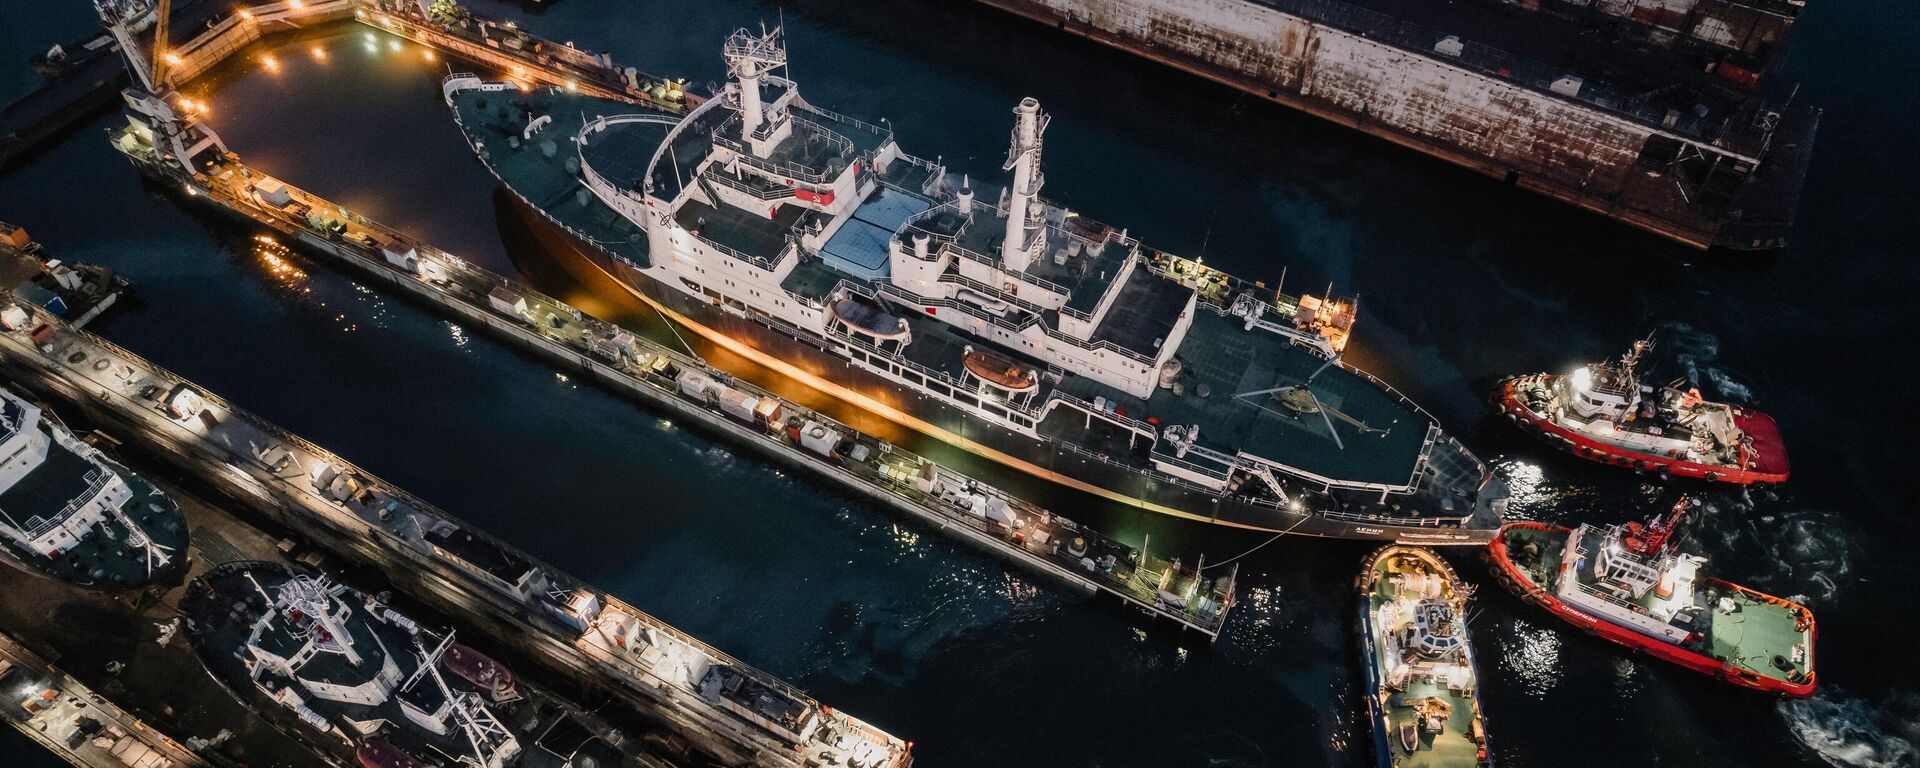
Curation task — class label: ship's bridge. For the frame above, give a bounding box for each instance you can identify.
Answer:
[637,71,907,281]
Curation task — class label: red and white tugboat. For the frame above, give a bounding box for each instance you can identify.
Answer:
[1493,337,1788,484]
[1489,499,1816,697]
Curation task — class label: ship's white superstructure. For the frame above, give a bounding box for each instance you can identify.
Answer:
[442,26,1507,541]
[234,568,521,768]
[0,389,176,580]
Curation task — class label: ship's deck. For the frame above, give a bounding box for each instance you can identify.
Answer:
[0,436,99,519]
[1055,308,1429,488]
[449,87,664,267]
[0,432,185,587]
[1706,588,1809,684]
[1088,265,1192,357]
[1366,551,1483,767]
[183,564,494,765]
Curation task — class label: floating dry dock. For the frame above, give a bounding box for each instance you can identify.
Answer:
[0,629,207,768]
[0,295,913,768]
[975,0,1820,250]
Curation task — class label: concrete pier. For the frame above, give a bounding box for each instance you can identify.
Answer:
[0,632,208,768]
[1,0,687,173]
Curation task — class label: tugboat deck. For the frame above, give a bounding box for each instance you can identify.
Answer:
[1363,548,1484,767]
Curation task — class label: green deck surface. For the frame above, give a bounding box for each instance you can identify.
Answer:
[1708,590,1811,683]
[450,87,667,267]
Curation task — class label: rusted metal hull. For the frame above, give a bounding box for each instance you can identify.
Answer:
[972,0,1817,251]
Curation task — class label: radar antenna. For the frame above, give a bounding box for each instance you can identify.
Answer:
[722,25,787,146]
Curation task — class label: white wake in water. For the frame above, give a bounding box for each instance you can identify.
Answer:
[1661,322,1757,403]
[1780,690,1920,768]
[1688,497,1854,604]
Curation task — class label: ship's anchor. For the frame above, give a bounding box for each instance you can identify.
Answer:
[1234,356,1391,449]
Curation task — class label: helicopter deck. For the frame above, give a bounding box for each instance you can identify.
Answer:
[1052,307,1431,489]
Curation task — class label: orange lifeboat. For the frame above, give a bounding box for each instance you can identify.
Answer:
[963,349,1036,392]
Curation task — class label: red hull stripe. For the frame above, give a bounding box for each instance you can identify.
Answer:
[1487,522,1815,698]
[1494,380,1789,485]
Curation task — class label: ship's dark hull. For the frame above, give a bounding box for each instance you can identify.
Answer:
[537,209,1493,544]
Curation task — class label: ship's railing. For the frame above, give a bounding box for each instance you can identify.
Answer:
[942,234,1075,299]
[701,166,797,201]
[18,467,113,537]
[790,115,856,159]
[712,115,839,184]
[873,281,1041,339]
[1038,322,1155,366]
[1052,439,1297,515]
[895,202,967,257]
[796,102,893,143]
[936,271,1056,319]
[1572,581,1657,619]
[1322,507,1465,527]
[1243,0,1770,152]
[825,308,973,392]
[686,228,791,273]
[1046,390,1157,440]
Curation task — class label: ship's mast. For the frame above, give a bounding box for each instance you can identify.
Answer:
[276,574,366,666]
[1620,336,1653,381]
[723,26,786,157]
[1000,98,1049,272]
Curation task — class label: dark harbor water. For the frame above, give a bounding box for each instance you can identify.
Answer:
[3,0,1919,766]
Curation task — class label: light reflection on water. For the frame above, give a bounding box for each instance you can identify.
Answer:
[1494,621,1564,699]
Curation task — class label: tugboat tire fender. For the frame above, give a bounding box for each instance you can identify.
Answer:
[1705,471,1720,482]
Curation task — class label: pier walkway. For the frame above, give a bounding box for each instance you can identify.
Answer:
[1,0,688,173]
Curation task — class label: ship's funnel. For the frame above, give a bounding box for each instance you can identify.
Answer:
[1000,98,1048,272]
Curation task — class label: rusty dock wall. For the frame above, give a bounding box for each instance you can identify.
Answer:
[973,0,1816,250]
